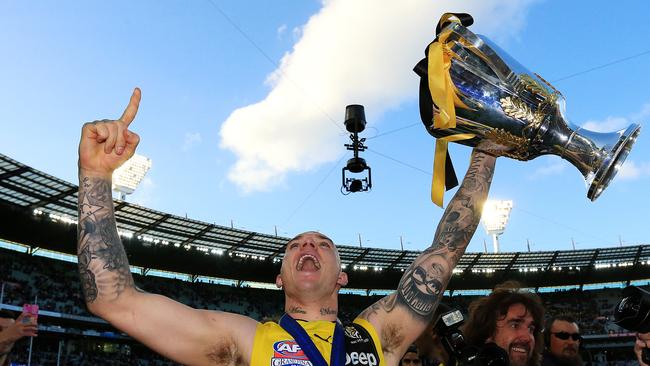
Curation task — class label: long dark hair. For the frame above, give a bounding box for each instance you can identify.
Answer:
[461,281,545,366]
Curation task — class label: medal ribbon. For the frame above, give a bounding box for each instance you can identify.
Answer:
[279,314,346,366]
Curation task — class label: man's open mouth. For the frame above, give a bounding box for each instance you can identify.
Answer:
[297,254,321,271]
[510,344,530,354]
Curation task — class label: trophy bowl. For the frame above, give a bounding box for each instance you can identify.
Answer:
[416,18,640,201]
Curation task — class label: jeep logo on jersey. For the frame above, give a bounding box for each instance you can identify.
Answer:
[346,352,378,366]
[273,340,307,359]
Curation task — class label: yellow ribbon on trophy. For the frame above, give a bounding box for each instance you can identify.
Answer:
[428,13,475,207]
[431,133,475,205]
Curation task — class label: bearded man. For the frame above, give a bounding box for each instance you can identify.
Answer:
[462,282,545,366]
[541,316,582,366]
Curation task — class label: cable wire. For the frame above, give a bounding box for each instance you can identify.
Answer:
[206,0,345,134]
[282,153,348,226]
[366,122,421,140]
[366,147,432,176]
[551,49,650,83]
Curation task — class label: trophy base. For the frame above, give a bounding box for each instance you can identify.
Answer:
[586,124,641,201]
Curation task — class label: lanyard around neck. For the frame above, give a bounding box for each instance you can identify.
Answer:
[279,314,346,366]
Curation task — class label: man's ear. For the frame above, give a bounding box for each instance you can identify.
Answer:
[276,274,283,289]
[337,271,348,287]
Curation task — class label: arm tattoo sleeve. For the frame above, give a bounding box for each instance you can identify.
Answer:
[77,176,135,304]
[395,150,496,320]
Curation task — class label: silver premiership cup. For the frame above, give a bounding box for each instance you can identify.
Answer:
[416,17,641,201]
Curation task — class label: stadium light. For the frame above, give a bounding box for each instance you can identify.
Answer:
[481,200,513,253]
[112,154,152,200]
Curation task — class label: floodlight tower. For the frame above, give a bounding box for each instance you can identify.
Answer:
[481,200,513,253]
[112,154,152,200]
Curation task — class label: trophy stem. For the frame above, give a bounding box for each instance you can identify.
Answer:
[559,123,641,201]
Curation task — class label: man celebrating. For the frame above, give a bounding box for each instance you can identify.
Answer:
[461,282,545,366]
[76,88,504,366]
[542,316,582,366]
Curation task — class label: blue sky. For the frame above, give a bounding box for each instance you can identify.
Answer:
[1,0,649,254]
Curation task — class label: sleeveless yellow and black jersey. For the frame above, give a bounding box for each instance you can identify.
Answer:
[251,318,385,366]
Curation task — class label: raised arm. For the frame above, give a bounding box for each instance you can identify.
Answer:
[77,89,256,365]
[359,144,500,364]
[0,313,38,364]
[636,332,650,366]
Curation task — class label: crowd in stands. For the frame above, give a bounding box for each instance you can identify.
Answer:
[0,247,641,365]
[8,339,179,366]
[0,249,379,323]
[541,288,627,335]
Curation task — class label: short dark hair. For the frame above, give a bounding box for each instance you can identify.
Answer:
[545,315,577,330]
[461,281,545,366]
[405,344,419,355]
[0,310,15,319]
[401,344,420,365]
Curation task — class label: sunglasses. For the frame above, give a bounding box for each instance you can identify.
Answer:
[552,332,581,341]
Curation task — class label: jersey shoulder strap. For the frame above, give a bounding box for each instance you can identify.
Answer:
[343,318,385,366]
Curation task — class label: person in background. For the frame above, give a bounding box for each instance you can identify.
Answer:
[415,304,451,366]
[0,309,38,366]
[461,282,545,366]
[401,344,422,366]
[542,315,582,366]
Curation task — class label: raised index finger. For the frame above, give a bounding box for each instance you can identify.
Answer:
[119,87,141,126]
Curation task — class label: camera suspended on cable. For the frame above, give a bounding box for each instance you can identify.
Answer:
[342,104,372,194]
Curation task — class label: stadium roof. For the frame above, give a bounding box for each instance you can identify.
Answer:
[1,152,649,289]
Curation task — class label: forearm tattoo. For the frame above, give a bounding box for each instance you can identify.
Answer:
[362,151,495,322]
[399,151,494,318]
[77,177,135,304]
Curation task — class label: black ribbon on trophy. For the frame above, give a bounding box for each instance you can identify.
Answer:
[414,13,641,207]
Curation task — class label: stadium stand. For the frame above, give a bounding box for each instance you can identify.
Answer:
[1,152,649,365]
[0,246,646,365]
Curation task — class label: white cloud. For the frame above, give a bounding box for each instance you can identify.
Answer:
[219,0,538,192]
[617,160,650,180]
[277,24,287,39]
[183,132,202,151]
[577,102,648,181]
[581,116,630,133]
[631,102,650,122]
[528,160,567,180]
[291,26,302,41]
[580,102,649,133]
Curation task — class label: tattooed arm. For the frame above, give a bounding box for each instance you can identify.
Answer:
[77,89,256,366]
[358,143,502,365]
